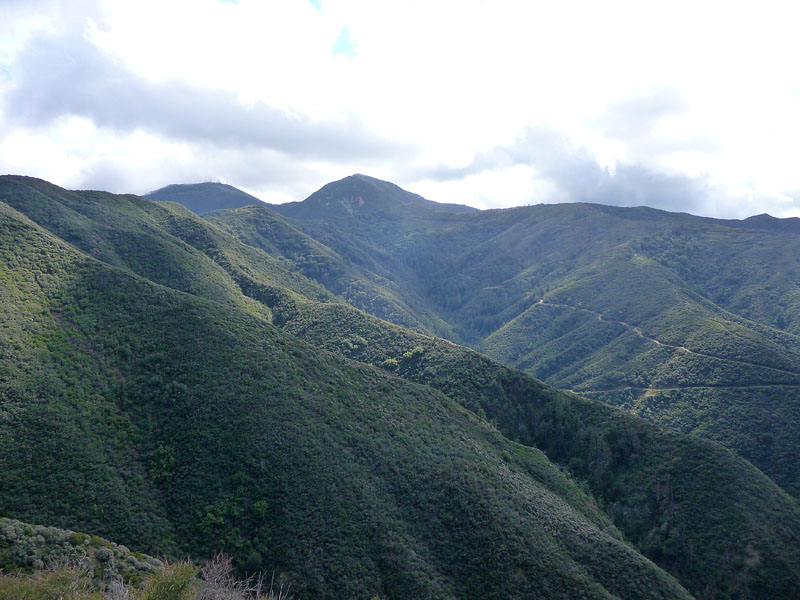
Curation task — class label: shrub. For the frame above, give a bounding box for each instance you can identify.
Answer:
[69,533,90,547]
[136,562,197,600]
[0,565,103,600]
[379,358,398,371]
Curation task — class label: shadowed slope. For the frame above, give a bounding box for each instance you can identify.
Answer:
[5,177,800,599]
[0,190,692,599]
[216,177,800,499]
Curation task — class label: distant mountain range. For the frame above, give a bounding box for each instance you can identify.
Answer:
[2,173,800,599]
[146,182,264,215]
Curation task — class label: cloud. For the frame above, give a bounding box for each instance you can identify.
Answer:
[596,87,688,141]
[410,128,712,214]
[588,88,720,170]
[508,132,710,214]
[1,1,799,218]
[76,142,320,203]
[4,31,408,162]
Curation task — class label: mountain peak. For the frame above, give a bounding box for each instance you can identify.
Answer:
[734,212,800,233]
[145,182,263,215]
[273,174,479,220]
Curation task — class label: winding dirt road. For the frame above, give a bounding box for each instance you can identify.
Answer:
[535,299,800,379]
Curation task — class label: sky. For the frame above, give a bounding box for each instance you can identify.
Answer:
[1,0,799,218]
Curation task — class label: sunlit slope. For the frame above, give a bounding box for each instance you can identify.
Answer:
[477,244,800,495]
[0,175,336,319]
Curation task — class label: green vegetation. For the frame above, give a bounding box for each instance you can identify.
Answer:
[5,174,800,598]
[0,179,696,599]
[274,302,800,599]
[0,562,283,600]
[146,182,264,215]
[0,566,106,600]
[207,203,450,334]
[0,517,162,581]
[0,524,286,600]
[208,175,800,500]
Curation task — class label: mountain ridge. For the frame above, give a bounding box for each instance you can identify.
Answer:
[0,176,698,599]
[5,175,800,598]
[204,176,800,501]
[146,181,264,215]
[271,174,479,219]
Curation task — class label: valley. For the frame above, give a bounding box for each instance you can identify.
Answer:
[2,174,800,599]
[203,175,800,499]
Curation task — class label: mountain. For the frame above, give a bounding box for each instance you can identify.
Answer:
[209,177,800,501]
[207,201,454,335]
[274,174,478,221]
[729,212,800,234]
[1,175,699,599]
[3,176,800,599]
[146,182,263,215]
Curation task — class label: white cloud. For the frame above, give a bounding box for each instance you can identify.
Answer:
[1,0,799,218]
[411,164,564,211]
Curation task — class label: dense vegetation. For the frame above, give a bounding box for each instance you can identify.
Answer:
[4,175,800,598]
[146,182,265,215]
[203,175,800,500]
[0,518,282,600]
[0,179,697,599]
[273,302,800,599]
[1,517,162,580]
[207,202,447,333]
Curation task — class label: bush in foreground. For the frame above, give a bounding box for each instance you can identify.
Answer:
[0,554,289,600]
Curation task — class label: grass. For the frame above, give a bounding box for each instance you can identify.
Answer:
[0,553,289,600]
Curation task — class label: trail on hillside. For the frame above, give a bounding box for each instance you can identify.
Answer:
[569,383,800,395]
[537,300,800,377]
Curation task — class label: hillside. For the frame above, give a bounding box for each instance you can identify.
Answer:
[206,176,800,499]
[274,174,478,220]
[146,182,264,215]
[0,517,162,581]
[273,302,800,599]
[0,177,702,599]
[3,176,800,598]
[207,202,454,334]
[0,517,282,600]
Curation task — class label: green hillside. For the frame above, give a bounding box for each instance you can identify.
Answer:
[205,176,800,500]
[4,176,800,598]
[272,302,800,599]
[146,182,264,215]
[0,180,700,599]
[275,173,478,220]
[206,203,457,336]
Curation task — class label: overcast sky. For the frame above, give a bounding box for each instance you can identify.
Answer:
[1,0,799,217]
